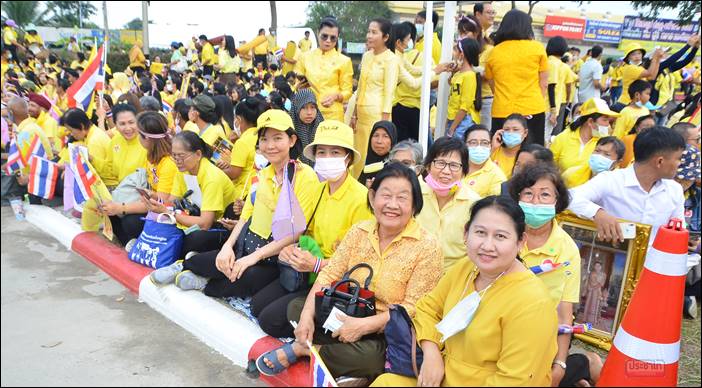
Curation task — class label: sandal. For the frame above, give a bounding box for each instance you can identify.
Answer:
[255,341,298,376]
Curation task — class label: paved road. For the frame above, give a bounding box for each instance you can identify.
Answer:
[0,207,263,386]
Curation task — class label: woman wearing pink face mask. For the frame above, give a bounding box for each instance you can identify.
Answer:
[416,137,480,272]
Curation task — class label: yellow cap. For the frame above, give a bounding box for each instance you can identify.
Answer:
[303,120,361,162]
[579,97,620,118]
[623,42,646,60]
[256,109,294,133]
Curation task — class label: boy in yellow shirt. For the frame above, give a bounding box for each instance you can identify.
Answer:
[613,79,651,139]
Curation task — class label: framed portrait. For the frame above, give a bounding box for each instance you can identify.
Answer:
[557,212,652,350]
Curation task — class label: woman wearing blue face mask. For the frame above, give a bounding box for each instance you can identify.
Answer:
[562,136,625,189]
[490,113,529,179]
[508,163,581,387]
[463,124,507,197]
[372,195,557,387]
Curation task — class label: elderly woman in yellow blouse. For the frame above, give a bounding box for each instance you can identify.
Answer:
[550,98,619,172]
[417,137,480,272]
[372,195,558,387]
[294,17,353,122]
[507,164,581,386]
[462,124,507,197]
[256,163,443,383]
[351,19,400,178]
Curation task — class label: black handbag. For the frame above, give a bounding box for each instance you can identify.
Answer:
[314,263,376,328]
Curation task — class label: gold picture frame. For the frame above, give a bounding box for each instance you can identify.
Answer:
[557,211,652,351]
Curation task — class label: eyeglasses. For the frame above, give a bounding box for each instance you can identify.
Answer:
[432,159,463,173]
[320,33,338,42]
[466,140,491,147]
[519,189,557,204]
[172,152,194,162]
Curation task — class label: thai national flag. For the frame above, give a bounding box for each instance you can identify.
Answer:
[3,138,25,175]
[27,155,59,199]
[309,345,337,387]
[67,44,106,111]
[68,144,97,203]
[28,134,46,159]
[162,99,173,113]
[274,47,284,58]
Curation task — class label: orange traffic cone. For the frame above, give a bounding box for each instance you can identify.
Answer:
[598,219,689,386]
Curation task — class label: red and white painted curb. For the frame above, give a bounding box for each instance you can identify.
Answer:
[24,205,267,368]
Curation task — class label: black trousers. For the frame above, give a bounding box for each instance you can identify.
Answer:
[392,104,420,142]
[109,214,146,246]
[492,112,546,146]
[252,280,310,338]
[180,203,236,257]
[183,249,279,298]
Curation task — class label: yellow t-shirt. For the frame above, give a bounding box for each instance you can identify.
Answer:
[562,164,593,189]
[129,45,146,68]
[218,49,240,74]
[617,64,645,104]
[298,38,312,52]
[230,128,258,199]
[613,105,649,139]
[416,181,481,272]
[3,27,17,45]
[478,44,494,98]
[546,56,565,111]
[185,122,226,147]
[15,118,55,174]
[294,48,354,121]
[24,33,43,47]
[462,160,507,197]
[240,161,324,239]
[521,222,581,305]
[415,32,442,66]
[447,70,480,123]
[550,127,598,172]
[81,125,111,174]
[253,38,269,56]
[491,146,518,179]
[485,40,549,117]
[201,42,216,66]
[147,156,178,194]
[35,110,60,152]
[106,132,148,185]
[171,158,236,220]
[309,175,374,258]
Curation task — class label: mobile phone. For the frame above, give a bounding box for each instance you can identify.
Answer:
[136,188,151,200]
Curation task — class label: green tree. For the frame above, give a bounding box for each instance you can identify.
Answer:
[630,1,700,24]
[123,18,143,30]
[44,1,98,28]
[1,1,51,27]
[305,1,392,44]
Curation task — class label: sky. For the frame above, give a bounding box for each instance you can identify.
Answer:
[77,1,685,47]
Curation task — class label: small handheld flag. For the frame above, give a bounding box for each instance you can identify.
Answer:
[27,155,59,199]
[3,138,25,175]
[530,260,570,275]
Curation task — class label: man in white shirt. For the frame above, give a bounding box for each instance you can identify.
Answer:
[578,45,605,103]
[568,126,686,243]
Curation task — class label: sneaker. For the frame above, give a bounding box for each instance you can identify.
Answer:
[149,260,183,285]
[125,238,137,253]
[683,296,697,319]
[175,270,208,291]
[335,376,369,387]
[184,251,200,260]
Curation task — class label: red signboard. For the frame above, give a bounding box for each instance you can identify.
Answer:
[544,15,586,40]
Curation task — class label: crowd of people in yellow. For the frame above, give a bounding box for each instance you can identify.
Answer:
[1,3,701,387]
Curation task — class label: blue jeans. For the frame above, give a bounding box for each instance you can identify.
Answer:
[447,115,474,141]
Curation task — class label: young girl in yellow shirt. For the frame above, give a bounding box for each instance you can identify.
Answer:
[446,38,481,140]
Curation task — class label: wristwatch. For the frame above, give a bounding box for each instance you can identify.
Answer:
[553,360,567,370]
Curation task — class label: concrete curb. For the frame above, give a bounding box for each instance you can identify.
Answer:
[23,205,271,371]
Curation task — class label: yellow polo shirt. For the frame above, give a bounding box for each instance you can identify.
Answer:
[617,64,645,104]
[105,132,147,186]
[447,70,480,123]
[240,162,324,239]
[185,122,226,147]
[309,175,374,258]
[520,221,581,306]
[147,156,178,195]
[416,179,481,272]
[254,39,269,56]
[3,26,17,45]
[201,42,216,66]
[36,110,60,152]
[416,32,442,66]
[462,160,507,197]
[230,128,258,198]
[491,146,518,179]
[613,105,649,139]
[171,158,236,221]
[546,56,565,111]
[550,127,598,172]
[562,164,593,189]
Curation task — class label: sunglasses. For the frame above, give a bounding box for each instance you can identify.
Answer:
[320,33,338,42]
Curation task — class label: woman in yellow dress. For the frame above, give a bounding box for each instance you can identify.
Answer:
[372,195,558,387]
[352,18,399,177]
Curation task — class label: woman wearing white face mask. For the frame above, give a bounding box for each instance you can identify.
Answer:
[550,97,619,172]
[372,195,557,387]
[255,120,373,339]
[416,137,480,272]
[462,124,507,197]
